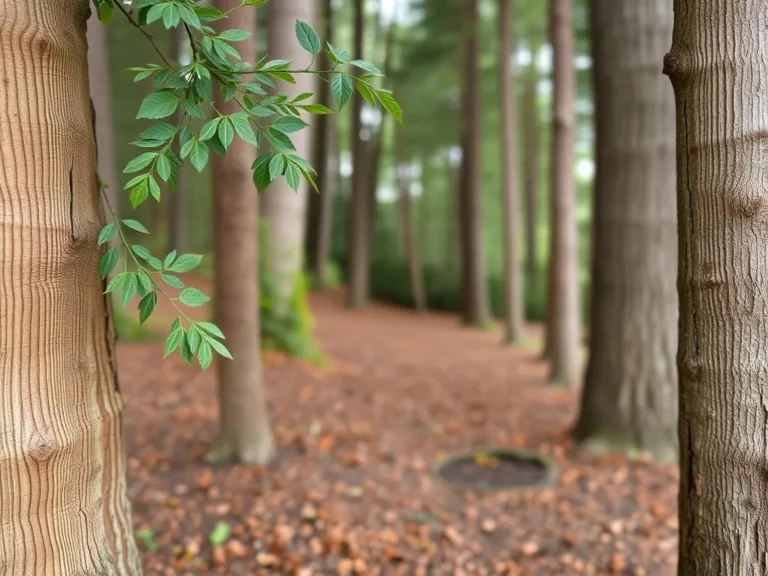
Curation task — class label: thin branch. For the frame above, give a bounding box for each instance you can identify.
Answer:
[113,1,172,67]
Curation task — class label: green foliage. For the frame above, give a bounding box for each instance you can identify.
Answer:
[92,0,399,368]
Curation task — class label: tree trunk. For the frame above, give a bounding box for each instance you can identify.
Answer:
[545,0,579,385]
[0,2,140,573]
[458,0,490,327]
[208,0,274,465]
[665,1,768,573]
[305,0,335,289]
[522,51,540,281]
[87,11,119,217]
[168,26,188,254]
[574,0,677,461]
[396,125,427,312]
[499,0,524,343]
[347,0,370,309]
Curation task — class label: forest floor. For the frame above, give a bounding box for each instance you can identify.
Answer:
[121,287,679,576]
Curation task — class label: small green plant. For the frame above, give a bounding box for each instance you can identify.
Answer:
[92,0,400,369]
[135,528,160,551]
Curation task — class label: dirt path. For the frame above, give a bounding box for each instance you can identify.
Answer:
[120,289,678,575]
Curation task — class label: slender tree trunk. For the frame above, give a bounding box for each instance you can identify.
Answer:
[664,1,768,573]
[208,0,274,465]
[305,0,335,289]
[574,0,677,461]
[87,11,119,216]
[545,0,579,385]
[347,0,370,309]
[0,2,140,573]
[168,26,188,253]
[396,126,427,312]
[523,51,540,281]
[260,0,318,312]
[458,0,490,327]
[499,0,524,343]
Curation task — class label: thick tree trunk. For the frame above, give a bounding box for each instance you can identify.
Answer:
[259,0,317,312]
[0,2,140,573]
[458,0,490,327]
[522,53,540,281]
[665,1,768,573]
[395,126,427,312]
[347,0,370,309]
[168,26,188,254]
[499,0,524,344]
[574,0,677,461]
[545,0,579,385]
[87,11,119,216]
[305,0,335,289]
[208,0,274,465]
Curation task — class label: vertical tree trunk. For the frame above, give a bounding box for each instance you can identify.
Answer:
[665,1,768,573]
[522,51,540,281]
[208,0,274,465]
[347,0,370,309]
[545,0,579,385]
[458,0,490,327]
[395,125,427,312]
[0,2,140,573]
[168,26,188,254]
[305,0,335,289]
[499,0,524,343]
[574,0,677,460]
[87,11,119,216]
[260,0,318,312]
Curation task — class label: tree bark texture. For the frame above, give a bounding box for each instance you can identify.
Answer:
[168,25,188,254]
[87,11,119,217]
[522,54,540,280]
[209,0,274,465]
[574,0,677,461]
[499,0,524,343]
[347,0,370,309]
[546,0,580,385]
[259,0,317,313]
[305,0,335,289]
[665,1,768,573]
[458,0,490,327]
[0,2,140,573]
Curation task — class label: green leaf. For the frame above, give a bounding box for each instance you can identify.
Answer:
[98,246,119,278]
[179,331,194,364]
[105,272,130,294]
[299,103,334,115]
[121,274,139,307]
[269,154,286,182]
[138,292,157,324]
[356,82,378,107]
[271,116,308,135]
[243,0,268,4]
[200,118,221,141]
[230,114,258,146]
[124,152,157,174]
[218,119,234,150]
[351,60,382,75]
[145,3,167,25]
[331,74,353,110]
[218,29,251,42]
[194,6,226,21]
[190,140,210,172]
[163,250,177,269]
[136,268,154,295]
[252,152,274,191]
[328,45,350,65]
[295,20,321,54]
[293,92,313,103]
[285,162,301,192]
[157,154,172,182]
[168,254,203,273]
[137,91,179,120]
[148,256,164,271]
[129,179,149,208]
[261,59,292,71]
[178,4,201,29]
[206,335,233,360]
[265,128,295,152]
[179,287,210,308]
[377,89,403,123]
[187,326,201,354]
[161,274,185,289]
[139,122,176,143]
[198,340,213,369]
[97,1,113,24]
[122,219,149,234]
[131,245,152,261]
[164,319,183,357]
[198,322,225,340]
[98,223,117,246]
[162,4,180,28]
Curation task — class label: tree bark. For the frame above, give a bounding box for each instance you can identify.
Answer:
[522,51,540,281]
[208,0,274,465]
[545,0,579,385]
[574,0,677,461]
[260,0,317,313]
[0,2,140,573]
[665,1,768,573]
[87,11,119,217]
[305,0,335,289]
[347,0,370,309]
[168,26,188,254]
[499,0,524,343]
[458,0,490,327]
